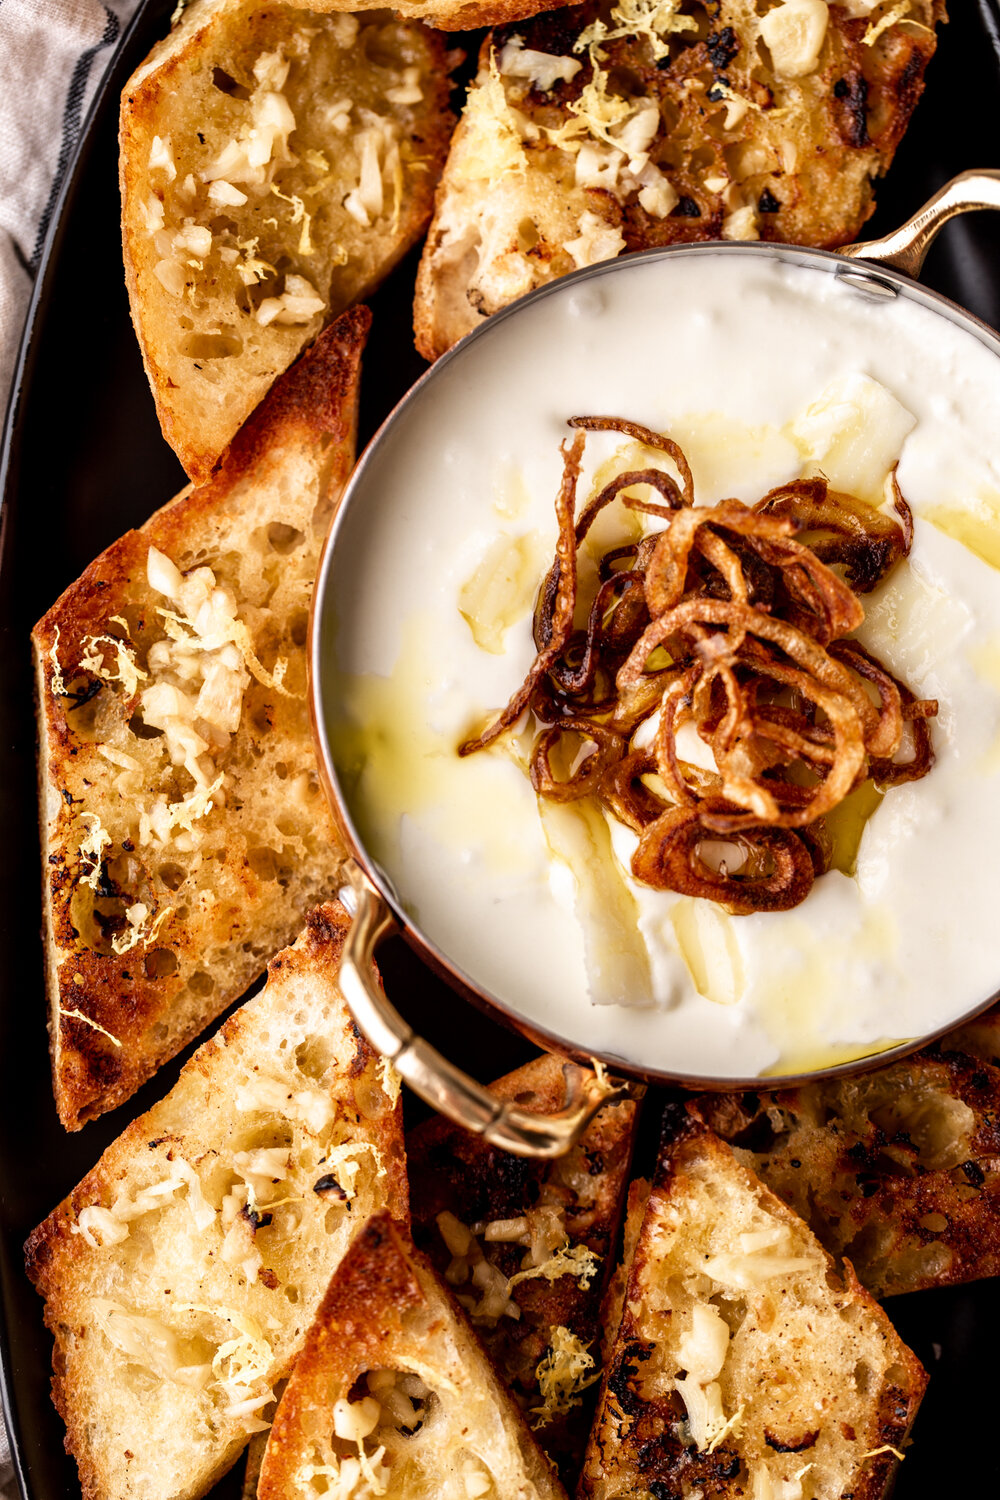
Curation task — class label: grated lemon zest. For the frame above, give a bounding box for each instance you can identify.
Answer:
[48,626,68,698]
[322,1142,386,1203]
[863,1,928,44]
[58,1006,123,1048]
[509,1241,601,1292]
[79,633,148,699]
[378,1054,402,1106]
[531,1326,600,1426]
[78,812,112,890]
[111,902,173,955]
[575,0,696,62]
[706,1403,744,1453]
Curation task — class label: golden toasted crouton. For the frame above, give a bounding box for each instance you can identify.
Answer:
[414,0,945,359]
[407,1054,639,1484]
[579,1108,927,1500]
[256,1213,568,1500]
[25,906,408,1500]
[121,0,452,480]
[697,1045,1000,1298]
[33,309,366,1130]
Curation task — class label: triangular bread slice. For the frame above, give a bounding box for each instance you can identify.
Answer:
[406,1054,638,1484]
[579,1108,927,1500]
[256,1212,568,1500]
[32,308,367,1129]
[121,0,452,481]
[696,1045,1000,1298]
[25,904,408,1500]
[414,1,943,359]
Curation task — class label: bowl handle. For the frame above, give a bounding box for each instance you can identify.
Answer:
[335,860,631,1158]
[841,169,1000,279]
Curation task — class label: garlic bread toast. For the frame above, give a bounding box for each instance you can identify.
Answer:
[25,905,408,1500]
[33,308,366,1130]
[579,1108,927,1500]
[414,0,945,358]
[256,1213,568,1500]
[697,1046,1000,1298]
[407,1054,639,1483]
[121,0,452,481]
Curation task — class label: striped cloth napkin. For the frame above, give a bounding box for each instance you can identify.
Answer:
[0,5,141,1488]
[0,0,141,420]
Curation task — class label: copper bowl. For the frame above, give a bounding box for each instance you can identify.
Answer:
[310,171,1000,1156]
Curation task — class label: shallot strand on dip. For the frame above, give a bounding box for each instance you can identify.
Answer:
[461,418,939,915]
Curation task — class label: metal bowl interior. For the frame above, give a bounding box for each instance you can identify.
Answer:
[312,239,1000,1090]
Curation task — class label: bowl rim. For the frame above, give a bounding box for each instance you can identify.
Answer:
[310,237,1000,1091]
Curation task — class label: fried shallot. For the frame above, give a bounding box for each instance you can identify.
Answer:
[461,418,938,915]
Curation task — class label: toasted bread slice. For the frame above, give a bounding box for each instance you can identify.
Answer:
[256,1213,567,1500]
[121,0,452,481]
[406,1055,639,1483]
[696,1046,1000,1298]
[579,1108,927,1500]
[33,309,366,1130]
[414,0,944,358]
[24,905,408,1500]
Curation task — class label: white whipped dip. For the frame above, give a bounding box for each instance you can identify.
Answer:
[326,249,1000,1079]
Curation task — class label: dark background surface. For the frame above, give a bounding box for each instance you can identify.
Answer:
[2,2,1000,1496]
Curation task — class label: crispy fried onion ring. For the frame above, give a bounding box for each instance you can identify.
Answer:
[462,417,937,914]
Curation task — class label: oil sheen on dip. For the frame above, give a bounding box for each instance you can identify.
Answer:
[324,249,1000,1081]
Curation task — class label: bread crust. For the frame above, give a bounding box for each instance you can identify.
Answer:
[579,1108,928,1500]
[26,903,409,1500]
[414,1,946,360]
[257,1212,568,1500]
[696,1044,1000,1298]
[407,1054,639,1484]
[33,308,368,1129]
[120,0,453,481]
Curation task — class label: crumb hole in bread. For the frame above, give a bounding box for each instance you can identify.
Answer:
[149,1021,169,1043]
[65,687,114,741]
[188,970,215,997]
[266,522,305,555]
[517,218,540,252]
[324,1206,345,1234]
[179,332,243,361]
[144,948,178,980]
[274,762,288,780]
[294,1036,336,1080]
[211,65,250,99]
[247,847,281,881]
[284,1285,299,1303]
[249,702,273,736]
[107,852,141,890]
[157,862,186,891]
[361,23,408,70]
[289,610,309,648]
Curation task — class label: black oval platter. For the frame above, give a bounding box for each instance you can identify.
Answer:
[2,3,1000,1497]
